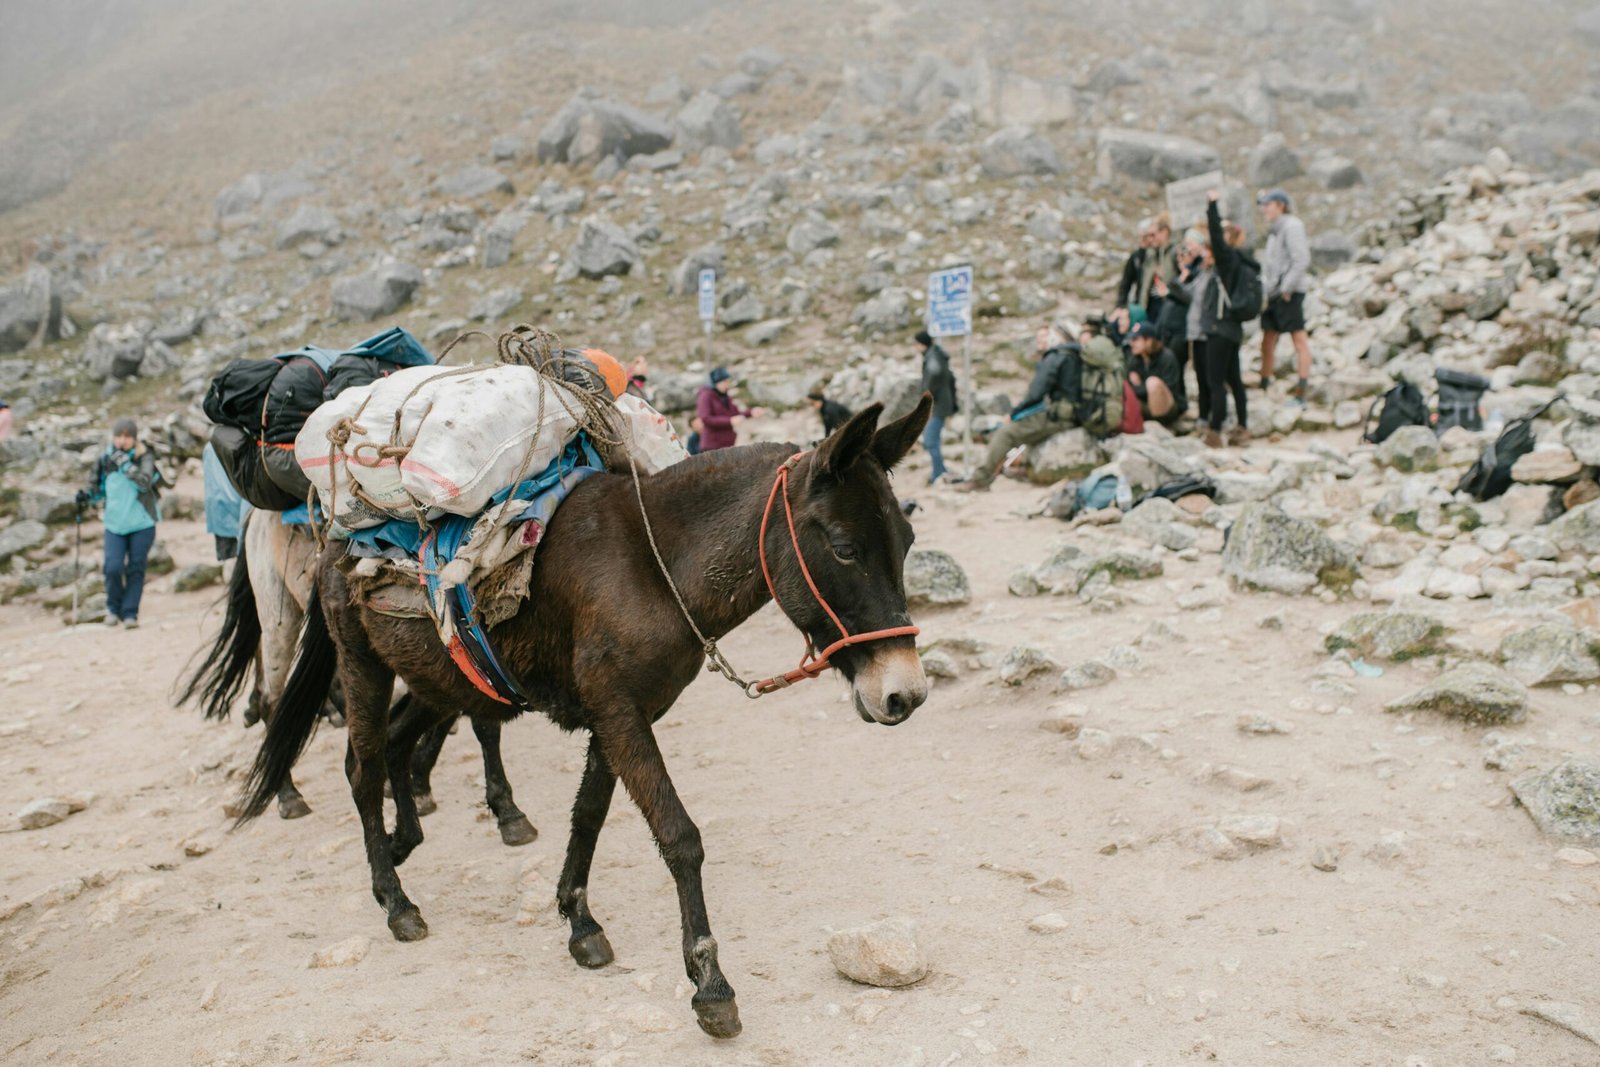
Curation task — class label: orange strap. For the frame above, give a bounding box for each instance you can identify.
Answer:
[749,453,918,696]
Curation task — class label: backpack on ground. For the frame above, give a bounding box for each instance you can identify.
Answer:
[1362,381,1429,444]
[1455,395,1563,501]
[1136,473,1218,506]
[1435,367,1490,433]
[1119,380,1144,435]
[1218,260,1264,323]
[1076,337,1126,437]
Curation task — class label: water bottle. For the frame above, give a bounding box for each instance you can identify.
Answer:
[1115,475,1133,511]
[1485,409,1505,436]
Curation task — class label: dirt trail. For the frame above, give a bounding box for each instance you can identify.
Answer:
[2,454,1598,1066]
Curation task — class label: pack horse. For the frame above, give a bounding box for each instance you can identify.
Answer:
[237,397,934,1038]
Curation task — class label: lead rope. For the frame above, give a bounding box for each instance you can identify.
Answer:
[625,448,761,698]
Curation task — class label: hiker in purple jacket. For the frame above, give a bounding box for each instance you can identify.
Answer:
[694,367,766,451]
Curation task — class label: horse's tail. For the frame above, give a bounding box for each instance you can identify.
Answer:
[176,535,261,721]
[235,587,336,825]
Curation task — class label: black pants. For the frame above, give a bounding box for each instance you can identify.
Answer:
[1204,336,1246,431]
[1187,340,1208,426]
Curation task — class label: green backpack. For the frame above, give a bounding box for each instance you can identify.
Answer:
[1076,336,1126,436]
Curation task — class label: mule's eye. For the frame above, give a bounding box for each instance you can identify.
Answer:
[832,543,858,562]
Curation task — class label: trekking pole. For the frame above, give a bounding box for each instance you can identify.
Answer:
[71,499,83,626]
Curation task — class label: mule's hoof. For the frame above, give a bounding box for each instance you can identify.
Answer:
[694,998,742,1039]
[389,909,429,942]
[413,791,438,817]
[499,816,538,847]
[278,795,312,820]
[569,931,614,969]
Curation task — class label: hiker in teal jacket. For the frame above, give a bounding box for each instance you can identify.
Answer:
[79,417,162,628]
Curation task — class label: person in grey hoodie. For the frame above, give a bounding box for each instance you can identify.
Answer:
[1257,189,1314,402]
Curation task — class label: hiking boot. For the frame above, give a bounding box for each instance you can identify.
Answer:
[1289,379,1309,404]
[122,618,140,630]
[1227,426,1252,447]
[103,613,120,627]
[1203,429,1224,449]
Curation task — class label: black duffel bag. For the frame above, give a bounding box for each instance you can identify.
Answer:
[1435,368,1490,433]
[211,424,302,511]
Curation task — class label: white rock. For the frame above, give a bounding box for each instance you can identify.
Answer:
[17,797,71,830]
[1555,847,1598,867]
[828,918,928,988]
[309,935,372,969]
[1028,912,1069,934]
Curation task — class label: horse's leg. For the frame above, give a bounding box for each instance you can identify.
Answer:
[384,698,443,868]
[597,715,740,1039]
[407,712,451,817]
[472,717,537,847]
[558,734,617,969]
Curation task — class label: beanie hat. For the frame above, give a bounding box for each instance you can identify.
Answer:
[112,417,137,438]
[913,330,933,347]
[709,367,732,385]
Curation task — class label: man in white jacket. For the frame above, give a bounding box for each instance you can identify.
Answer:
[1257,190,1314,403]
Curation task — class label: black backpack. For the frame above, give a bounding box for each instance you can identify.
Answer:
[1221,260,1264,323]
[1362,382,1429,444]
[1455,395,1562,501]
[1136,473,1218,506]
[321,325,438,401]
[1435,368,1490,433]
[203,358,282,429]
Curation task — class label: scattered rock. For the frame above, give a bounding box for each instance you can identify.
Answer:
[1325,612,1449,661]
[1059,660,1115,691]
[1248,133,1303,186]
[1549,500,1600,554]
[999,646,1060,687]
[1310,846,1339,872]
[1385,663,1529,724]
[537,92,674,166]
[0,519,48,564]
[0,264,60,353]
[17,797,72,830]
[1096,127,1221,184]
[903,549,970,607]
[173,564,224,594]
[978,126,1061,178]
[1375,425,1441,472]
[1027,912,1069,934]
[827,918,928,988]
[1498,621,1600,685]
[330,261,422,321]
[1520,1001,1600,1048]
[1221,502,1359,595]
[1511,758,1600,846]
[674,91,743,151]
[567,216,639,279]
[309,935,372,969]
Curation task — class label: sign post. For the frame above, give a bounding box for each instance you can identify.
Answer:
[697,268,716,362]
[926,264,975,473]
[1164,170,1225,233]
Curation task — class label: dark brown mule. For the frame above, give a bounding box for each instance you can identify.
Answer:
[178,513,536,844]
[236,397,933,1039]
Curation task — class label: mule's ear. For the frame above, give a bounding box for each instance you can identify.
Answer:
[871,392,933,472]
[813,402,883,479]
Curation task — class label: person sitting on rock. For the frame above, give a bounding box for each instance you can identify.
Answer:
[78,417,163,628]
[1124,322,1187,428]
[807,387,853,438]
[957,324,1080,492]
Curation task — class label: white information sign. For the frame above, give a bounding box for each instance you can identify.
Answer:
[926,264,973,338]
[1164,170,1224,230]
[697,269,716,322]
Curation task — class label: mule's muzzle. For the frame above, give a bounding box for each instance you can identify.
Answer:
[850,643,928,726]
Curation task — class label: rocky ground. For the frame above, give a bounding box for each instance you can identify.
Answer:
[3,0,1600,1063]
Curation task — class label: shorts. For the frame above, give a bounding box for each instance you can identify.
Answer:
[1261,291,1307,334]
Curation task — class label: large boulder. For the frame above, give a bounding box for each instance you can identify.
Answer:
[434,166,513,199]
[1499,621,1600,686]
[904,549,971,607]
[978,127,1061,178]
[481,209,528,269]
[1325,612,1448,662]
[1248,133,1303,186]
[330,261,422,321]
[1512,758,1600,847]
[0,519,48,563]
[567,217,639,279]
[275,204,342,250]
[83,322,149,380]
[1221,502,1358,595]
[537,91,674,166]
[1096,128,1220,184]
[0,264,59,353]
[1549,499,1600,553]
[1309,155,1364,189]
[674,91,742,150]
[1024,429,1107,483]
[1385,663,1528,725]
[849,289,911,336]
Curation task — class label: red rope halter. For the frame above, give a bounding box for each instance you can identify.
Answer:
[749,452,919,696]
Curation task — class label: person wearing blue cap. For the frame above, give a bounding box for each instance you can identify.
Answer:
[1257,189,1314,403]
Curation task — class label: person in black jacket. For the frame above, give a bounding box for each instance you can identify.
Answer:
[914,329,960,484]
[807,388,853,438]
[1115,213,1175,323]
[1125,322,1186,426]
[957,325,1081,491]
[1162,192,1257,448]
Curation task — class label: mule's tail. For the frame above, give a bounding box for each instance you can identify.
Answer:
[235,587,336,824]
[176,537,261,721]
